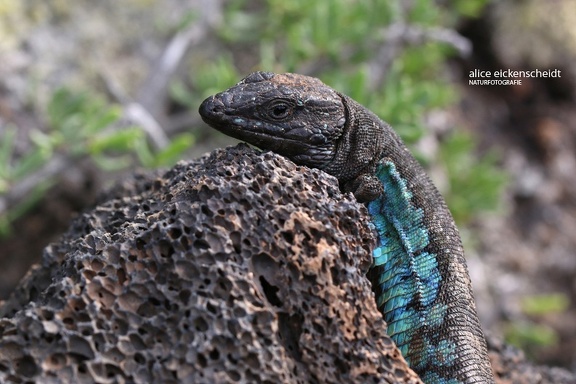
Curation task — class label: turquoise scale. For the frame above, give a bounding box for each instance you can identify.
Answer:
[367,160,443,370]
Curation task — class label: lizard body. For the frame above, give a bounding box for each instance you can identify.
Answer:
[199,71,495,384]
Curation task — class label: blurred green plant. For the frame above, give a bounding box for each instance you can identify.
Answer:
[504,293,569,358]
[174,0,505,227]
[440,131,508,224]
[4,0,505,242]
[504,322,559,357]
[0,88,193,236]
[520,293,570,316]
[46,88,194,169]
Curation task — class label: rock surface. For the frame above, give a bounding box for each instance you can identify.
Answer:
[0,144,421,383]
[1,144,574,383]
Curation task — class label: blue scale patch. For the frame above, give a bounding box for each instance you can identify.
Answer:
[367,160,444,367]
[421,372,460,384]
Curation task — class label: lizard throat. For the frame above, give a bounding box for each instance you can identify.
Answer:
[200,117,334,169]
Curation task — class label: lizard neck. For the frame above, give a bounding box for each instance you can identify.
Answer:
[321,94,387,192]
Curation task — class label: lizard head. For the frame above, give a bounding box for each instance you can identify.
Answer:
[199,71,347,169]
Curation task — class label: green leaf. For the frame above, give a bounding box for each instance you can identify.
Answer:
[0,179,54,237]
[175,10,198,32]
[521,294,570,316]
[439,131,508,224]
[192,56,240,100]
[505,322,558,350]
[82,106,122,135]
[92,154,134,171]
[47,88,85,127]
[133,136,155,168]
[148,133,195,167]
[29,128,59,150]
[170,82,196,107]
[0,127,16,178]
[453,0,490,18]
[88,128,144,155]
[12,147,52,179]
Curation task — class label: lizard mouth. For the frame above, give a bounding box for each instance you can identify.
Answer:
[199,96,312,156]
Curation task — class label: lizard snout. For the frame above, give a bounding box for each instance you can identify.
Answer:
[199,96,224,119]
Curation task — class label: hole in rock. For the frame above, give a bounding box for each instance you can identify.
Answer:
[259,276,282,307]
[278,312,303,361]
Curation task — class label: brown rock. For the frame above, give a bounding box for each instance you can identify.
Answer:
[0,144,421,383]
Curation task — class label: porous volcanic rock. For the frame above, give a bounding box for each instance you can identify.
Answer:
[0,144,421,383]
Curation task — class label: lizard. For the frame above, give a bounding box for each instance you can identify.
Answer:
[199,71,495,384]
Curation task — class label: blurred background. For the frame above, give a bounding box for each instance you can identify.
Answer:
[1,0,575,372]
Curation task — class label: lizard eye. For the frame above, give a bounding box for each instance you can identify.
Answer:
[266,100,293,120]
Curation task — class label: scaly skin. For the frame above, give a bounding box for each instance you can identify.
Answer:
[199,71,495,384]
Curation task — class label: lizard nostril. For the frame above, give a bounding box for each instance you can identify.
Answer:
[199,96,224,117]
